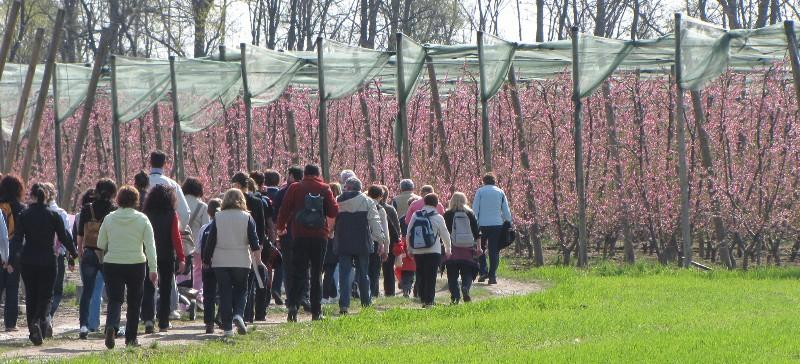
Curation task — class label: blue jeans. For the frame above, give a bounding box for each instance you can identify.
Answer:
[79,249,102,327]
[88,271,104,331]
[214,267,249,331]
[0,269,20,328]
[337,254,370,310]
[478,226,503,279]
[202,269,217,325]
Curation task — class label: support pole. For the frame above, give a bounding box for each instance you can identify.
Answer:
[168,56,185,183]
[240,43,255,171]
[21,9,66,183]
[674,13,693,268]
[53,66,64,199]
[109,55,123,185]
[571,26,588,267]
[0,0,22,171]
[476,31,493,172]
[784,20,800,105]
[316,37,330,181]
[4,28,45,174]
[395,33,411,179]
[62,25,118,208]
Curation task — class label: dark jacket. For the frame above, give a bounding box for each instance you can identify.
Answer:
[245,191,267,247]
[10,203,76,267]
[334,191,385,256]
[146,209,185,265]
[276,176,338,240]
[380,202,401,250]
[78,199,117,251]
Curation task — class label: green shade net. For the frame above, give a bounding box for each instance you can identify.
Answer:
[679,17,730,90]
[172,58,241,132]
[317,39,391,100]
[242,45,305,106]
[398,35,427,103]
[0,63,43,138]
[113,56,170,123]
[479,33,516,100]
[576,34,633,98]
[54,63,94,123]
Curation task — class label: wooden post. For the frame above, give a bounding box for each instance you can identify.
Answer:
[317,37,330,181]
[109,55,123,185]
[571,26,589,267]
[476,31,493,172]
[784,20,800,105]
[21,9,66,183]
[168,55,184,183]
[62,25,118,208]
[240,43,255,172]
[4,28,45,174]
[426,58,452,183]
[53,67,64,198]
[674,13,693,268]
[395,33,411,179]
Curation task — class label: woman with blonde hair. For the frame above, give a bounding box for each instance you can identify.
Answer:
[202,189,263,337]
[443,192,481,304]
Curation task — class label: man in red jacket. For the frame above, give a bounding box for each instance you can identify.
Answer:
[276,164,338,322]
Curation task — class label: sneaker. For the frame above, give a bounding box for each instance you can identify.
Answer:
[463,293,472,303]
[104,327,115,349]
[339,309,348,315]
[144,321,154,334]
[287,308,298,323]
[79,326,89,340]
[126,339,140,348]
[29,325,43,346]
[42,321,53,339]
[233,315,247,335]
[478,274,488,283]
[205,323,214,334]
[451,299,459,305]
[223,330,234,338]
[169,310,181,320]
[311,313,325,321]
[488,278,498,285]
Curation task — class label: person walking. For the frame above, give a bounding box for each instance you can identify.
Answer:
[182,177,209,307]
[42,183,74,329]
[334,177,385,314]
[443,192,481,304]
[203,189,263,337]
[77,179,117,339]
[378,186,401,296]
[197,198,222,334]
[404,185,445,226]
[366,185,390,299]
[276,164,338,322]
[231,172,268,322]
[322,182,342,304]
[472,173,512,285]
[141,184,186,333]
[0,175,25,332]
[263,169,284,305]
[9,183,77,345]
[391,179,419,235]
[96,186,159,348]
[407,193,451,307]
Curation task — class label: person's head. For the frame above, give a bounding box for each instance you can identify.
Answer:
[80,188,96,206]
[380,185,390,203]
[221,188,247,211]
[207,198,222,218]
[182,177,204,198]
[150,150,167,169]
[424,193,439,207]
[264,169,281,187]
[482,172,497,186]
[339,170,356,185]
[399,179,415,193]
[367,185,383,201]
[29,183,47,204]
[344,177,362,192]
[420,185,434,196]
[0,174,24,202]
[231,171,250,191]
[407,195,420,207]
[116,185,140,209]
[246,178,257,193]
[286,166,303,183]
[134,170,149,191]
[304,164,321,178]
[448,192,470,212]
[144,184,177,211]
[250,171,265,187]
[42,183,56,204]
[329,182,342,197]
[95,178,118,202]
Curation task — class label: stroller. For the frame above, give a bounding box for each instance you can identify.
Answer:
[175,254,199,320]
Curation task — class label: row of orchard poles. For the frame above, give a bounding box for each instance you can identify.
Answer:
[2,5,800,260]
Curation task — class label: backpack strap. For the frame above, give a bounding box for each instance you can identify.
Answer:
[187,203,203,228]
[89,203,97,222]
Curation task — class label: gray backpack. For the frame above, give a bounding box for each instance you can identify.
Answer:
[451,211,475,247]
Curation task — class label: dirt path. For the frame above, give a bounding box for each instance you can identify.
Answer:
[0,277,543,361]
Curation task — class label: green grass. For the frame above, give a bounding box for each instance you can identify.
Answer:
[49,262,800,362]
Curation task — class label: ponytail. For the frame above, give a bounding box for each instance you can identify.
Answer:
[30,183,46,204]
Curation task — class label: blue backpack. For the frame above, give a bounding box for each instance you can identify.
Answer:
[409,210,437,249]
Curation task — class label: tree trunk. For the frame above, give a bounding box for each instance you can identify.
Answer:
[192,0,214,57]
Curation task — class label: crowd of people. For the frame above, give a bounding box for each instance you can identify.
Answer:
[0,151,514,348]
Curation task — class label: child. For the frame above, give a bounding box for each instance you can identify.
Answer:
[198,198,222,334]
[392,238,416,298]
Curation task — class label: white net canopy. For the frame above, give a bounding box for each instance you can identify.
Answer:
[0,63,42,138]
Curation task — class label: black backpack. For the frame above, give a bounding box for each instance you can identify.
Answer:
[294,193,325,229]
